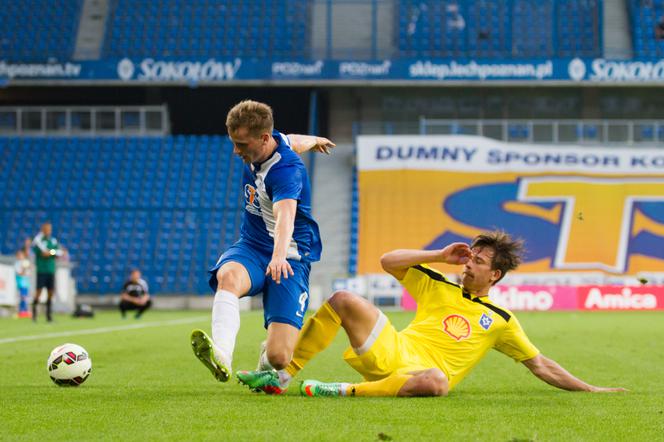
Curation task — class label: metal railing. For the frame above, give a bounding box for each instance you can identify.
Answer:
[351,119,664,146]
[419,118,664,146]
[0,105,170,137]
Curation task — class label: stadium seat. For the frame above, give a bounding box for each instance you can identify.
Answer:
[395,0,602,59]
[629,0,664,58]
[0,136,242,294]
[102,0,312,59]
[0,0,83,61]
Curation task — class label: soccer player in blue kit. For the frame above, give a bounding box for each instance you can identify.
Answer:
[191,100,333,385]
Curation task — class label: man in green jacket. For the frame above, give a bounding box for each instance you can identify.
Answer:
[32,222,64,322]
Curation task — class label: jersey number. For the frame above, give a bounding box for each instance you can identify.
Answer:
[297,292,308,317]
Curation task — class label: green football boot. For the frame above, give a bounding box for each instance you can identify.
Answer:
[300,380,346,397]
[190,329,230,382]
[236,369,286,395]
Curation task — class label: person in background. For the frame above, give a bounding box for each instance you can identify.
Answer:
[32,222,64,323]
[119,269,152,319]
[14,249,32,318]
[655,16,664,40]
[22,237,32,256]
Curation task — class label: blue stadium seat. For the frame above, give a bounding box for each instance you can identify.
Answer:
[102,0,311,59]
[0,136,240,294]
[396,0,602,59]
[629,0,664,58]
[0,0,83,61]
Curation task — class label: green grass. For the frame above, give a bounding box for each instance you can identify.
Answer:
[1,310,663,441]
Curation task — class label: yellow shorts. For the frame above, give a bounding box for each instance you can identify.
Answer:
[342,314,434,381]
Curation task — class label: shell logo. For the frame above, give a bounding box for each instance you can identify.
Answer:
[442,314,471,341]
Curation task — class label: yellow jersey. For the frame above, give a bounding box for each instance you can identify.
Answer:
[398,264,540,390]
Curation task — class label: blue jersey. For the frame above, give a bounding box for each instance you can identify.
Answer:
[238,130,322,263]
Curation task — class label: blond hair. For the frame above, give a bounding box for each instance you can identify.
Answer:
[225,100,274,137]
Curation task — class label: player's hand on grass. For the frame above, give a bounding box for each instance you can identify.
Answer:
[440,242,473,265]
[266,257,294,284]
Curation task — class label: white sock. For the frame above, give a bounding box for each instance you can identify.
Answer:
[211,290,240,367]
[277,370,292,388]
[258,350,274,371]
[339,383,350,396]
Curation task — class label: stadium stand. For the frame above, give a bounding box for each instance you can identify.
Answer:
[0,136,244,294]
[629,0,664,58]
[0,0,607,62]
[102,0,311,59]
[397,0,602,58]
[0,0,83,61]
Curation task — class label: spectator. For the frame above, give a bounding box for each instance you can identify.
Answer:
[656,17,664,40]
[14,249,32,318]
[447,3,465,31]
[22,237,32,256]
[119,269,152,319]
[32,222,64,322]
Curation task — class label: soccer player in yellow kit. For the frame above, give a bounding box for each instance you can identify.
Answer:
[238,231,626,397]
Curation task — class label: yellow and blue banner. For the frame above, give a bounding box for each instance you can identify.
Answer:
[356,135,664,276]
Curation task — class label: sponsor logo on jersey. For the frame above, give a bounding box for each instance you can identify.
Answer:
[244,184,261,216]
[442,314,471,341]
[479,313,493,330]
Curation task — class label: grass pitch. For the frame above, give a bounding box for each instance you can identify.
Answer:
[1,309,662,441]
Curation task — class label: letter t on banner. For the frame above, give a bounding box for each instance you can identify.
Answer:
[517,177,664,272]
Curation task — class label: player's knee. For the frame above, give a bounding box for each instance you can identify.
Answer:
[215,268,243,294]
[266,348,291,370]
[328,290,357,315]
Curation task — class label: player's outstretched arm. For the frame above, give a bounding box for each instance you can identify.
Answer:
[380,243,472,280]
[287,134,335,155]
[522,354,627,393]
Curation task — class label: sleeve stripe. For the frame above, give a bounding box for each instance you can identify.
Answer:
[412,265,460,288]
[464,291,511,322]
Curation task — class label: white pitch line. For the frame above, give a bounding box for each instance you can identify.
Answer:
[0,315,208,345]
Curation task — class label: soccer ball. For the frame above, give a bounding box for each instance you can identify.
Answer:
[47,343,92,387]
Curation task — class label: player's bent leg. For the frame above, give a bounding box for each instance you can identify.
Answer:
[265,322,300,370]
[236,322,299,395]
[282,291,381,380]
[300,370,447,398]
[215,261,252,294]
[300,373,412,398]
[285,300,342,377]
[135,299,152,319]
[192,261,253,383]
[211,262,252,373]
[397,369,448,397]
[327,290,381,349]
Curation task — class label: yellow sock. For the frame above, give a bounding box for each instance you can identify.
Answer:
[346,373,411,397]
[285,301,341,377]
